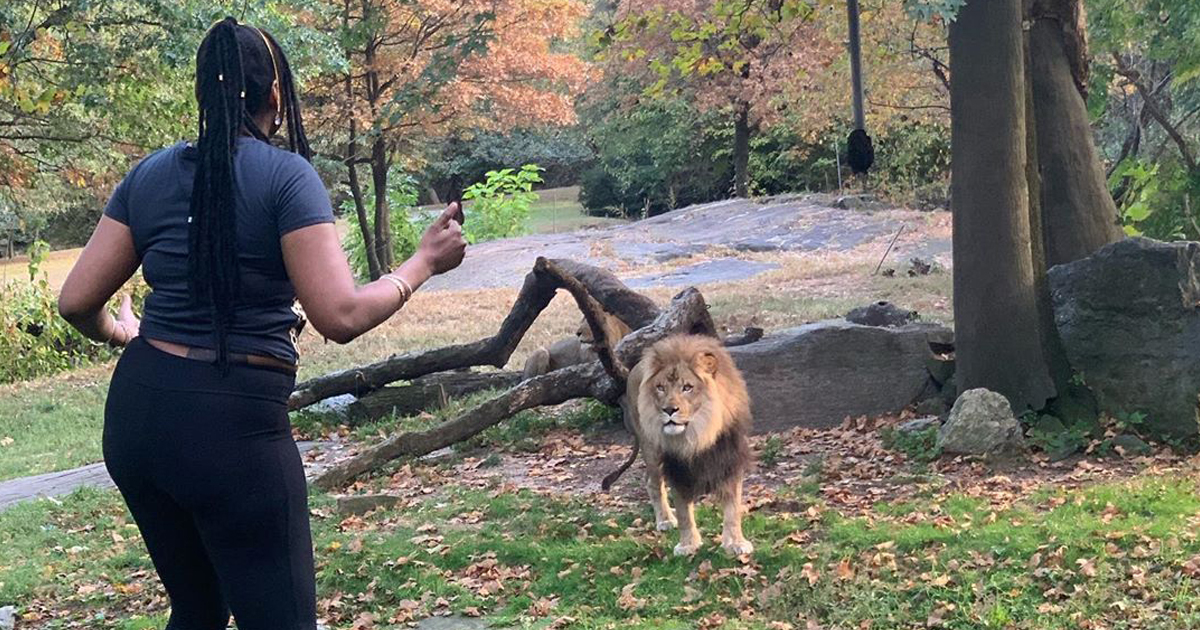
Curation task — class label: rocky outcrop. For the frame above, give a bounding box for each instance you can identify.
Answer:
[1049,238,1200,437]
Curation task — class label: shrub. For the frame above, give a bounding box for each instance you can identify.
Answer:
[461,164,543,243]
[0,242,146,383]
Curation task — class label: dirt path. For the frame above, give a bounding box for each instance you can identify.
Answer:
[0,439,353,512]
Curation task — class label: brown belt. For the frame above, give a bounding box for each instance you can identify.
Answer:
[144,338,298,375]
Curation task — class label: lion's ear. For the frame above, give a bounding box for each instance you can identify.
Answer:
[694,352,719,375]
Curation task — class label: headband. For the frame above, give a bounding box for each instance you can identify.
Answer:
[254,27,283,121]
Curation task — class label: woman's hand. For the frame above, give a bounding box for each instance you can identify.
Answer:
[414,203,467,276]
[115,294,141,344]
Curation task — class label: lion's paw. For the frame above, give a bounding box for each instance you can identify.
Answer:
[674,541,701,556]
[722,538,754,556]
[656,516,678,531]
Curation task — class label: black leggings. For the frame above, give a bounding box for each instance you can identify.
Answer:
[103,337,316,630]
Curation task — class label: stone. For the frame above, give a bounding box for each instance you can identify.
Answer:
[845,301,919,327]
[727,320,950,432]
[1111,434,1152,458]
[299,393,357,425]
[899,416,941,433]
[938,389,1025,455]
[1049,238,1200,437]
[0,606,13,630]
[335,494,403,516]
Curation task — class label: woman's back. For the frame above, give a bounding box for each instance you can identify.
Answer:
[106,137,333,362]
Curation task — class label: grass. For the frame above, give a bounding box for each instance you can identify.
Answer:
[5,469,1200,628]
[0,367,111,482]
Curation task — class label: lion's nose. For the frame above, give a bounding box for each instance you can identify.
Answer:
[663,405,678,416]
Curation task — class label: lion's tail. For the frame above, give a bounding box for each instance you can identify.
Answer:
[601,434,639,492]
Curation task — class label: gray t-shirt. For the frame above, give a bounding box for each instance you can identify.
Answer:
[104,137,335,363]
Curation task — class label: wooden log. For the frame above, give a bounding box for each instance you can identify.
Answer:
[346,371,524,424]
[312,362,619,490]
[614,288,719,369]
[289,259,661,411]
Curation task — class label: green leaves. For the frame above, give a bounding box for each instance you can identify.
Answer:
[461,164,543,244]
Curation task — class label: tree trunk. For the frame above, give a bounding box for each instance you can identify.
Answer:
[1026,0,1123,267]
[1023,26,1074,392]
[949,0,1055,412]
[370,137,392,271]
[733,100,751,198]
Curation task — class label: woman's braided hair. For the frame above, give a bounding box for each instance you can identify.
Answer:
[189,16,310,368]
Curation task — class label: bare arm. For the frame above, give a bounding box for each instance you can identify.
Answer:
[58,215,141,346]
[282,203,466,344]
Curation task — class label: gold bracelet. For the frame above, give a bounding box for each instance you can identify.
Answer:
[380,274,409,307]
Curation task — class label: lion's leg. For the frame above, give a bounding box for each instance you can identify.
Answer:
[641,450,676,531]
[719,479,753,556]
[673,498,701,556]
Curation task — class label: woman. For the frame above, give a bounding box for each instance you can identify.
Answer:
[57,17,466,629]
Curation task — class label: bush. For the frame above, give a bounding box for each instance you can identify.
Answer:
[0,242,145,384]
[461,165,543,243]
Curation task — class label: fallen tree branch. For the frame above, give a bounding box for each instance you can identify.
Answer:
[290,259,660,410]
[312,362,619,490]
[345,371,524,425]
[615,288,719,369]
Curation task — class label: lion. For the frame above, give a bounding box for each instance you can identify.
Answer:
[612,334,754,556]
[522,314,631,380]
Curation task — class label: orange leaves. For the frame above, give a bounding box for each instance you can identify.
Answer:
[311,0,590,142]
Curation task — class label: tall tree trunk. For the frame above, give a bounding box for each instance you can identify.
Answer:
[949,0,1055,412]
[1026,0,1123,267]
[370,137,392,271]
[343,0,381,281]
[348,160,381,280]
[733,100,751,198]
[1024,25,1074,392]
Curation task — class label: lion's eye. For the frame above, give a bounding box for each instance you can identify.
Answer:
[655,384,665,393]
[682,384,693,392]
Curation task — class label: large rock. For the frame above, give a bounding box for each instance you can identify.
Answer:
[1049,238,1200,437]
[938,389,1024,455]
[728,320,951,433]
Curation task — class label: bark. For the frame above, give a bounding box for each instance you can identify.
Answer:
[288,258,661,410]
[1024,28,1075,391]
[950,0,1055,412]
[1026,0,1123,267]
[733,100,751,198]
[346,371,524,424]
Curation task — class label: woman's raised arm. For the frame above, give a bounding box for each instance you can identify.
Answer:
[282,202,466,344]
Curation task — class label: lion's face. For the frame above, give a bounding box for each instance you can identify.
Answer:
[633,335,747,458]
[643,358,716,437]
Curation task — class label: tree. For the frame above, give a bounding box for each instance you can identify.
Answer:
[599,0,834,197]
[1025,0,1123,266]
[308,0,589,279]
[948,0,1055,411]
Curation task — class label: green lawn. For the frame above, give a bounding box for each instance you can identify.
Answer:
[0,371,110,482]
[5,466,1200,628]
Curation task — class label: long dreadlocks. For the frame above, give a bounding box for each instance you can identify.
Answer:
[189,17,311,369]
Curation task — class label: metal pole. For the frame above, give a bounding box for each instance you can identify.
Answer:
[847,0,866,132]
